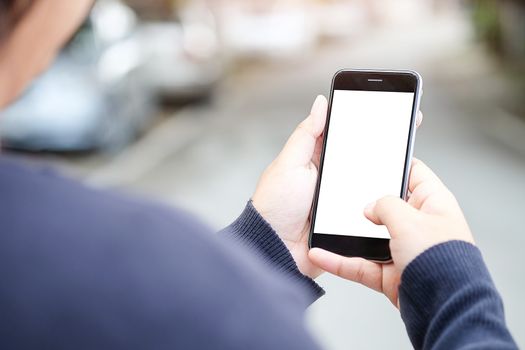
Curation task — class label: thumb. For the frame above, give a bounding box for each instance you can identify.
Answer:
[278,95,327,166]
[364,196,419,238]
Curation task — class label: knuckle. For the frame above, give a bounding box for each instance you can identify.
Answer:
[335,260,345,278]
[355,261,367,283]
[296,119,315,138]
[377,196,398,210]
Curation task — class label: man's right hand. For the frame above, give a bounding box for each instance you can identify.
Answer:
[308,159,475,306]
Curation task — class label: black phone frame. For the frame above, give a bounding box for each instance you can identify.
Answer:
[308,69,421,261]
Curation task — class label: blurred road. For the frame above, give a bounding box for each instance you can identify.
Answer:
[29,8,525,350]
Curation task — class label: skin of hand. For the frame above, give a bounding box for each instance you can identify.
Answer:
[252,95,329,279]
[309,159,475,306]
[253,95,424,279]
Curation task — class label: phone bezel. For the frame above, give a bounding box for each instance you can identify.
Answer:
[308,69,422,262]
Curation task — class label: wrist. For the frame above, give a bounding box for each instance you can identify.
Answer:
[219,201,325,302]
[251,199,322,279]
[399,241,489,336]
[284,227,323,279]
[398,240,499,348]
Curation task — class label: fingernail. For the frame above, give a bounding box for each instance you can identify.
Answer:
[310,95,324,115]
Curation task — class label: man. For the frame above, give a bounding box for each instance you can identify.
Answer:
[0,1,517,349]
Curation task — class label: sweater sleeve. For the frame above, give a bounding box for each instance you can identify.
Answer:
[218,201,324,303]
[399,240,518,350]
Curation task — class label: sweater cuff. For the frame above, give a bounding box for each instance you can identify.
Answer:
[219,201,324,302]
[399,240,493,347]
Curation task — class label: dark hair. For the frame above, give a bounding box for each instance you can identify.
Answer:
[0,0,35,42]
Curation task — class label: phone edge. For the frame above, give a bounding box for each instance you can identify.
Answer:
[308,69,423,262]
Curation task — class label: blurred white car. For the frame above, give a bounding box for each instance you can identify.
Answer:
[136,21,223,102]
[0,60,151,152]
[0,16,155,152]
[0,0,224,152]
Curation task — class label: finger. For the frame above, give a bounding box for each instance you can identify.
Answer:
[408,158,458,214]
[364,196,419,236]
[408,158,445,193]
[310,95,328,137]
[278,95,328,166]
[311,133,324,169]
[416,111,423,128]
[309,248,383,293]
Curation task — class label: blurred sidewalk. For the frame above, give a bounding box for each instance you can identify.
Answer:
[37,6,524,349]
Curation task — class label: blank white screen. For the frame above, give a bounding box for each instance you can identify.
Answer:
[313,90,415,239]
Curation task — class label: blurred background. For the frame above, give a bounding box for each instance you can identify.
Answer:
[1,0,524,348]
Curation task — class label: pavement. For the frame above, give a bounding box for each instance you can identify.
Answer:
[19,8,525,350]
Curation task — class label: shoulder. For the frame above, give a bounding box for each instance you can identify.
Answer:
[0,155,207,239]
[0,157,313,349]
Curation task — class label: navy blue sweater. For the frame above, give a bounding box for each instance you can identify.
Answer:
[0,156,517,349]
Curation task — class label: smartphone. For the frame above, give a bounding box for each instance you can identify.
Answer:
[308,69,422,261]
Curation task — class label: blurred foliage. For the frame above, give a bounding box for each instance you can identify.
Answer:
[471,0,525,102]
[471,0,502,52]
[124,0,176,20]
[471,0,525,62]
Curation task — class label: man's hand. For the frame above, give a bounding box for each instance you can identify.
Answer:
[309,159,474,306]
[252,95,328,279]
[253,95,423,280]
